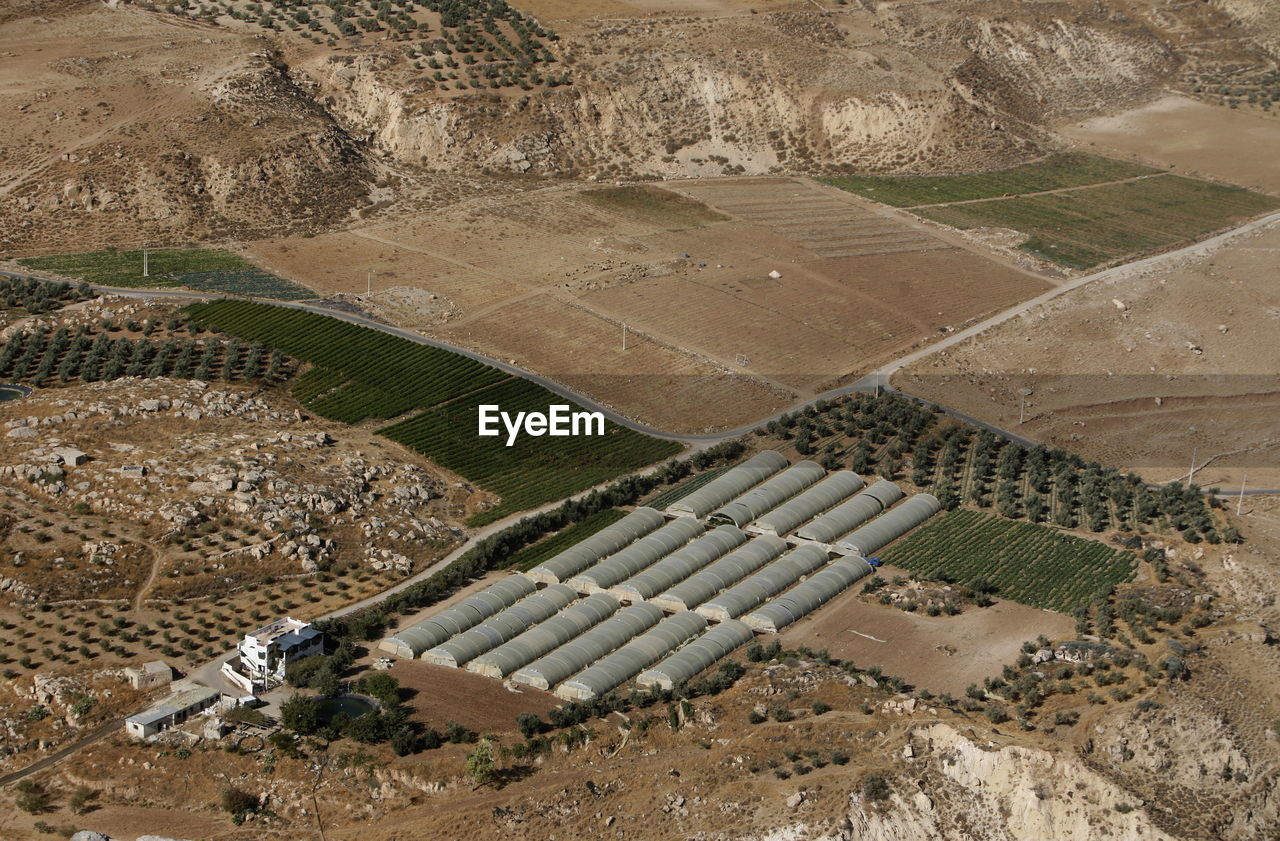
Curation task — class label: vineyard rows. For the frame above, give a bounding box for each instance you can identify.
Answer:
[380,378,680,525]
[504,509,628,572]
[185,301,681,525]
[0,327,287,387]
[880,509,1136,613]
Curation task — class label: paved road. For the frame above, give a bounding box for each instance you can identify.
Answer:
[0,718,122,788]
[2,210,1276,782]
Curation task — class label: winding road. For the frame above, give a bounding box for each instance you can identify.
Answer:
[2,209,1278,787]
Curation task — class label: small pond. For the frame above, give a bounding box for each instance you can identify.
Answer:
[315,694,377,722]
[0,385,31,403]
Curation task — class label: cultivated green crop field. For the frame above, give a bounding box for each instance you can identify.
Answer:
[19,249,315,300]
[879,509,1136,613]
[381,378,680,526]
[916,175,1280,268]
[642,465,731,510]
[504,508,628,571]
[823,153,1159,207]
[186,300,680,526]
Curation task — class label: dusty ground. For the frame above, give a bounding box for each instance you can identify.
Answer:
[247,177,1047,432]
[1059,94,1280,195]
[389,661,560,735]
[896,220,1280,489]
[781,564,1074,696]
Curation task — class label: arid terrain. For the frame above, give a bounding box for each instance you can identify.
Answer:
[0,0,1278,840]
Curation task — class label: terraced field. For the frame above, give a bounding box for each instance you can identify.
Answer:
[879,509,1136,613]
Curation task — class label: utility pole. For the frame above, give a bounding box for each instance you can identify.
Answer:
[1238,471,1247,515]
[142,243,149,278]
[366,269,372,296]
[622,323,628,351]
[1189,447,1197,484]
[1019,396,1025,425]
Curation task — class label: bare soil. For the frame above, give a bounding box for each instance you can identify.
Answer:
[1059,94,1280,196]
[780,565,1074,696]
[896,220,1280,489]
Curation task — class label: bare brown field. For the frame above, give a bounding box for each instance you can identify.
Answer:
[1059,94,1280,196]
[896,220,1280,489]
[245,177,1048,431]
[781,565,1073,697]
[389,660,559,734]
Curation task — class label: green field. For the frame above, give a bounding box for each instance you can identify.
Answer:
[380,378,680,526]
[580,185,728,230]
[823,153,1159,207]
[185,300,681,526]
[503,508,629,572]
[18,249,315,300]
[879,509,1135,613]
[917,175,1280,269]
[642,465,731,510]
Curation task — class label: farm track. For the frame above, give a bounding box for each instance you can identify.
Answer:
[5,208,1280,469]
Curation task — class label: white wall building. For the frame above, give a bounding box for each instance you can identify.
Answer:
[236,617,324,681]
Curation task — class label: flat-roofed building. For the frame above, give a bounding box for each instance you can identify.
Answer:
[125,684,221,739]
[237,617,324,680]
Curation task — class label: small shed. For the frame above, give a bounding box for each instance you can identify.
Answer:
[124,660,172,691]
[53,447,88,466]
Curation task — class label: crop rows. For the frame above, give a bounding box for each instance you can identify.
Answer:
[880,509,1136,613]
[1,276,90,317]
[504,508,628,572]
[823,153,1159,207]
[0,328,287,388]
[185,300,681,524]
[380,378,681,526]
[185,300,506,421]
[174,269,314,301]
[918,175,1280,268]
[642,465,731,510]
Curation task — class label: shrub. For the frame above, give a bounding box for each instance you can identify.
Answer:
[220,785,259,818]
[862,774,890,802]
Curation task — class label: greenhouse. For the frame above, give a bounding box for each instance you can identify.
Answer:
[695,544,830,621]
[743,555,875,632]
[607,526,747,603]
[466,593,619,678]
[566,517,705,593]
[636,620,755,691]
[420,584,578,668]
[527,507,666,584]
[834,493,941,556]
[793,480,905,545]
[378,575,536,659]
[651,535,788,612]
[556,611,709,701]
[747,471,865,537]
[510,603,665,690]
[666,450,788,518]
[707,461,827,527]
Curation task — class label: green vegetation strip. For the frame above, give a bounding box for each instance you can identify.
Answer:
[18,249,313,300]
[504,508,628,571]
[823,153,1159,207]
[642,465,732,510]
[380,378,680,526]
[579,186,728,230]
[185,300,680,526]
[879,509,1135,614]
[916,175,1280,269]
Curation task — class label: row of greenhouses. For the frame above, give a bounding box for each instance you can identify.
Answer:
[380,455,944,700]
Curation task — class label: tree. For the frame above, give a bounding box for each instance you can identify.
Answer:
[15,781,48,814]
[862,774,890,802]
[280,695,319,735]
[359,672,400,705]
[69,784,93,815]
[466,738,497,787]
[221,786,259,820]
[516,712,543,739]
[391,726,418,756]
